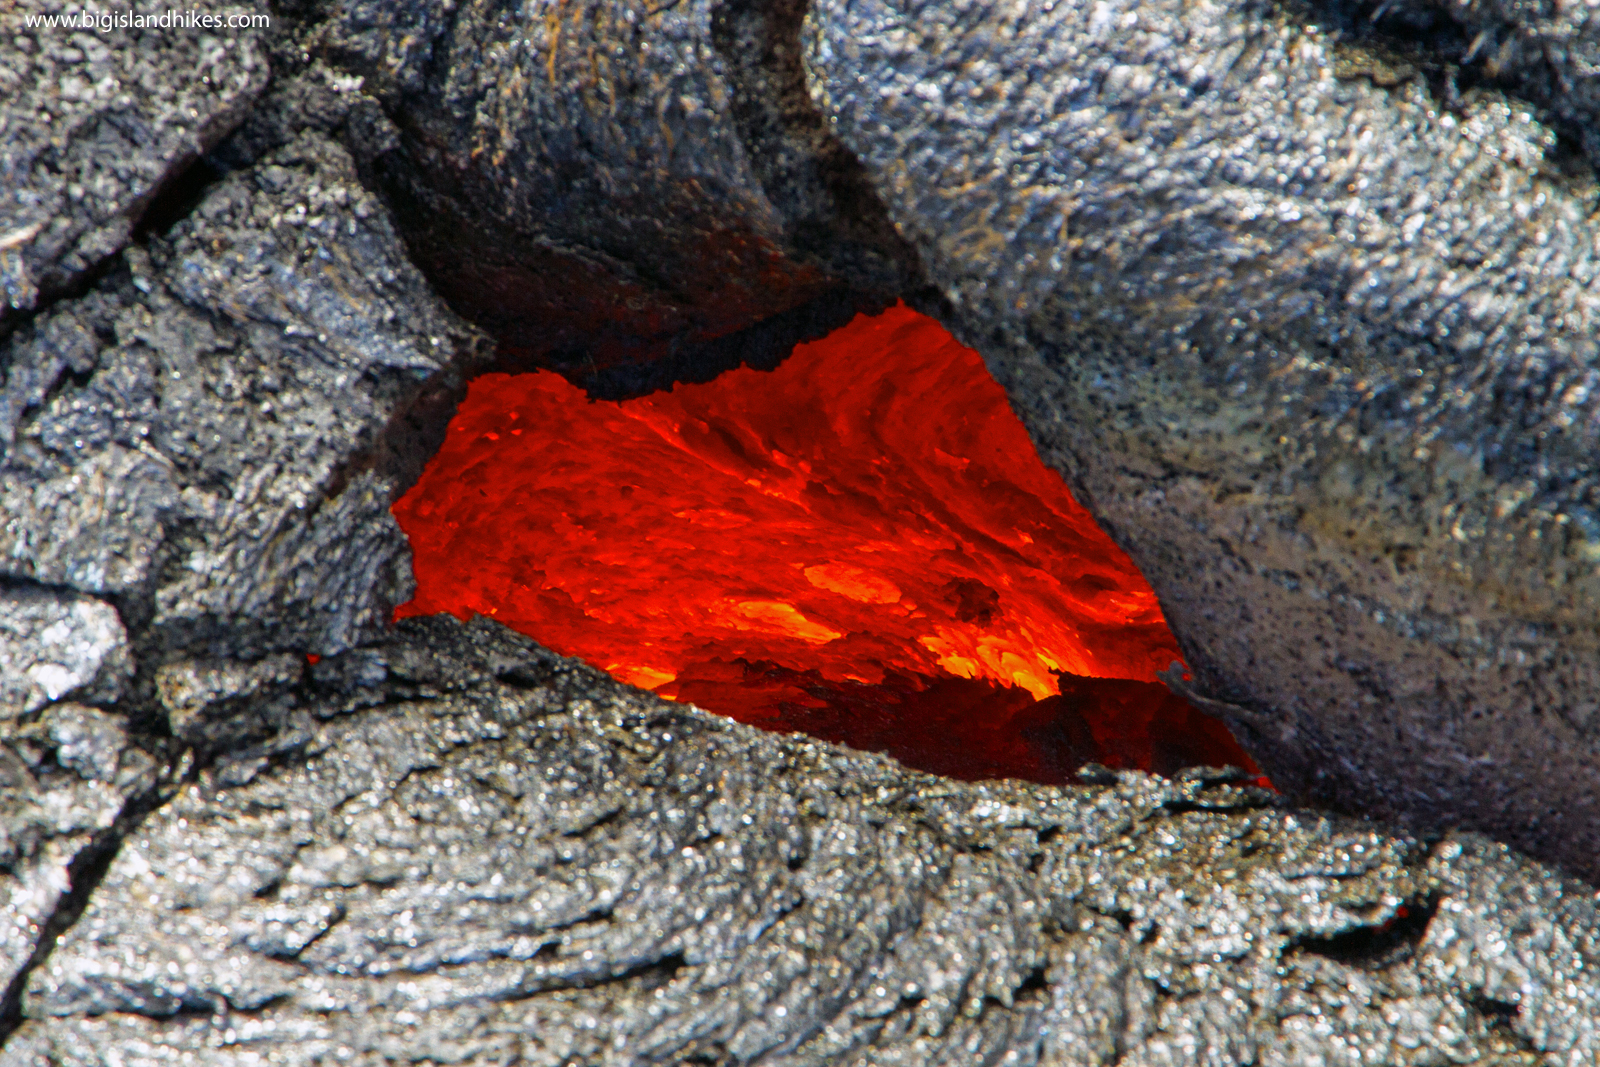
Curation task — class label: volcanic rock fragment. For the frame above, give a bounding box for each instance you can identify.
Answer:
[0,703,159,1009]
[154,653,305,753]
[0,589,130,719]
[0,129,488,658]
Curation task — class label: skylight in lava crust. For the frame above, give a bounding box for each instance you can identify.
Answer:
[393,303,1262,785]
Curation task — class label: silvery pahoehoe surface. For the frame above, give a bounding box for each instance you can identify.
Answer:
[9,617,1600,1065]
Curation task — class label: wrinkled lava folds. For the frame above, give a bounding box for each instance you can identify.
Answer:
[395,304,1261,785]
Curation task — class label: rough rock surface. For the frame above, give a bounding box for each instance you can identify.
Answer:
[0,1,267,323]
[0,127,487,659]
[5,617,1599,1066]
[0,702,162,1009]
[804,0,1600,881]
[0,589,130,719]
[317,0,924,393]
[4,0,1600,1062]
[1333,0,1600,166]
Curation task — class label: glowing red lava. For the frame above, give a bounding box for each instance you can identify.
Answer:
[395,304,1262,784]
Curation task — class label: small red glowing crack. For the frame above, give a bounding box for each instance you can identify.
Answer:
[394,304,1263,784]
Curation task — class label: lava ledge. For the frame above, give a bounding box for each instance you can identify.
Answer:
[316,0,921,389]
[803,0,1600,881]
[4,617,1598,1066]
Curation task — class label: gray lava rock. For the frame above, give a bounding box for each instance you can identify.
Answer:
[0,128,488,658]
[803,0,1600,881]
[0,1,267,321]
[0,588,130,719]
[0,702,159,1000]
[316,0,922,391]
[155,653,305,751]
[1362,0,1600,166]
[4,616,1597,1065]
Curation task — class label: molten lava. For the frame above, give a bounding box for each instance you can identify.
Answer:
[395,304,1262,784]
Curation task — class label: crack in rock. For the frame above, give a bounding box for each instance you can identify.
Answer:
[0,704,171,1050]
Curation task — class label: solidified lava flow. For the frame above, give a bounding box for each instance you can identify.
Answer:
[394,304,1263,784]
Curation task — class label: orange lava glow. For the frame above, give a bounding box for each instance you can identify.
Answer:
[395,304,1262,784]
